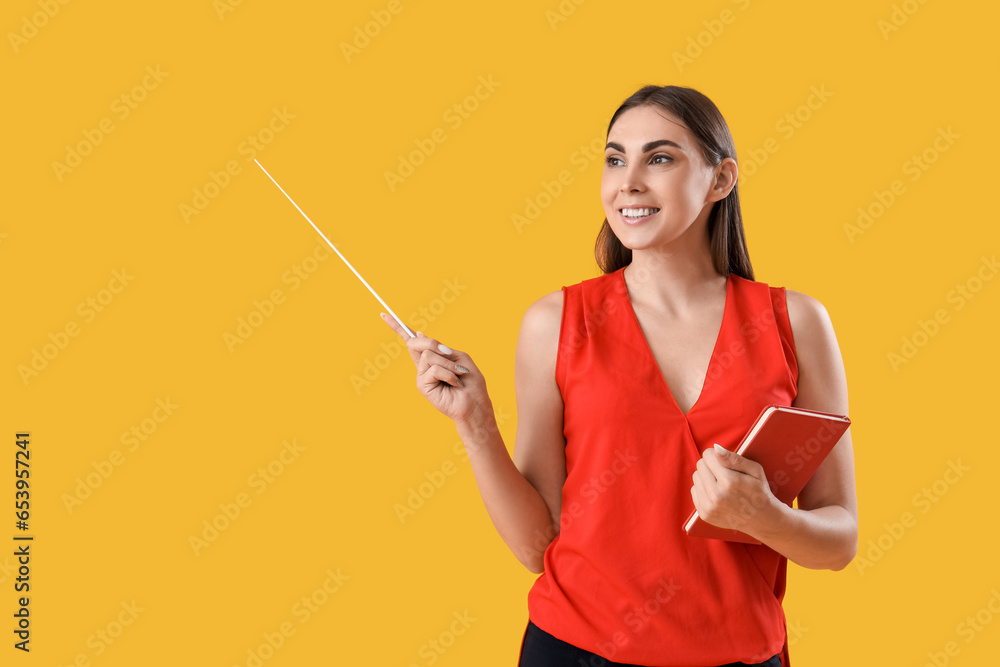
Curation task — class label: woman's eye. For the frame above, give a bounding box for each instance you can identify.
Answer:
[605,154,671,166]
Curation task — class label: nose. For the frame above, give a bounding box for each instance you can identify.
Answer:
[619,163,645,193]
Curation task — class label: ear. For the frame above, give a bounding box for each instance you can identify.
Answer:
[708,157,737,203]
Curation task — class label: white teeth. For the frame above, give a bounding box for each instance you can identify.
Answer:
[621,207,659,218]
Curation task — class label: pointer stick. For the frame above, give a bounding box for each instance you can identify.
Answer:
[254,159,415,338]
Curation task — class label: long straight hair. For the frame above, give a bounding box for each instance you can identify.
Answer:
[594,85,754,281]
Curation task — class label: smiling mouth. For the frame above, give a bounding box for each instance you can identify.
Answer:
[619,207,660,220]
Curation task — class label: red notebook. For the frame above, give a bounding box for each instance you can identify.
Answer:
[683,404,851,544]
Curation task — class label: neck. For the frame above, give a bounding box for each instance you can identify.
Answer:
[623,244,725,317]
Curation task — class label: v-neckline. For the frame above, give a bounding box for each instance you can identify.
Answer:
[618,267,733,420]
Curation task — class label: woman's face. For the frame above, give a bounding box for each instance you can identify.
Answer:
[601,104,733,252]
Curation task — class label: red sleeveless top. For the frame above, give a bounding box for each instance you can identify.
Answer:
[526,266,798,666]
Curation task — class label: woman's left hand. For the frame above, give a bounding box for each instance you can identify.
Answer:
[690,444,780,535]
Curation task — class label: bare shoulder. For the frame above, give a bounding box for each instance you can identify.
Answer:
[784,288,834,346]
[516,289,565,370]
[515,288,565,403]
[782,287,848,412]
[521,289,564,335]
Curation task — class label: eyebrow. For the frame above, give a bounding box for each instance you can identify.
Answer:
[605,139,683,153]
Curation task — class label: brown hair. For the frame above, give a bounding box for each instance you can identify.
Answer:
[594,85,754,281]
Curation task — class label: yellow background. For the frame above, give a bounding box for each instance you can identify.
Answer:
[3,0,998,664]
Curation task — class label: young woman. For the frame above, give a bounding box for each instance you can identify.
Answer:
[381,85,857,667]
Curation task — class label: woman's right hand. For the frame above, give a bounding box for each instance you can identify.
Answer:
[379,312,489,426]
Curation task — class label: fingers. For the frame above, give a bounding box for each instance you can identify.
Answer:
[416,347,469,380]
[690,469,706,499]
[406,332,468,374]
[380,312,414,340]
[417,356,465,390]
[700,449,728,479]
[379,313,471,380]
[703,445,762,480]
[694,457,718,484]
[690,479,709,513]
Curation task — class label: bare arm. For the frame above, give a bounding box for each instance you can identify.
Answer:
[457,290,568,574]
[753,289,859,570]
[690,289,859,570]
[382,291,568,574]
